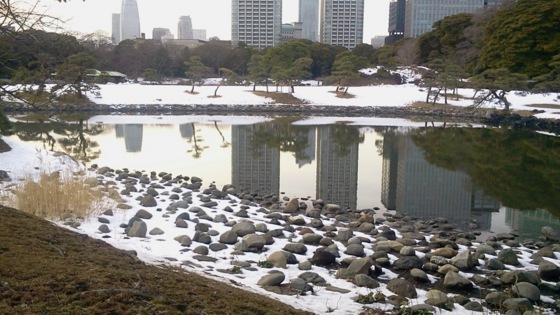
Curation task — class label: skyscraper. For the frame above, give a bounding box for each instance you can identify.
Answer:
[120,0,141,41]
[232,0,282,49]
[299,0,319,42]
[111,13,121,45]
[404,0,484,38]
[178,16,194,40]
[385,0,405,45]
[320,0,364,49]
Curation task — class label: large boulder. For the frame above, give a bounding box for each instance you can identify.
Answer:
[235,234,266,252]
[387,278,417,298]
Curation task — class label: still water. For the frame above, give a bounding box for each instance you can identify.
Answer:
[7,114,560,240]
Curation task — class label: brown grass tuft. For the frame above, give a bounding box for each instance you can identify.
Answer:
[253,91,308,105]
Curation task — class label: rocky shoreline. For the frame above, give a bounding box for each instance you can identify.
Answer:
[64,165,560,315]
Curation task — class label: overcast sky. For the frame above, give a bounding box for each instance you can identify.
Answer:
[44,0,391,42]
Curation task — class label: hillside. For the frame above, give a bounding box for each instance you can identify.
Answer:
[0,205,313,315]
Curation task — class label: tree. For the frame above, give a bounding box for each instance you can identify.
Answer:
[55,52,97,99]
[309,42,346,78]
[532,54,560,95]
[476,0,560,78]
[470,68,528,110]
[331,52,367,94]
[422,59,467,105]
[352,43,375,62]
[142,68,161,83]
[184,56,209,93]
[247,54,269,92]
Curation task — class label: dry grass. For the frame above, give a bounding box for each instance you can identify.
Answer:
[328,90,355,99]
[253,91,308,105]
[524,104,560,109]
[8,171,106,221]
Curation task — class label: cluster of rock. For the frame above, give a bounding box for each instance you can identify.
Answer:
[81,165,560,315]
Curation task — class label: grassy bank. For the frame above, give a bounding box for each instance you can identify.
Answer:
[0,206,314,315]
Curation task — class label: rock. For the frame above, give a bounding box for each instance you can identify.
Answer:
[503,298,534,312]
[485,292,509,307]
[501,271,541,286]
[387,278,417,298]
[298,260,312,270]
[393,256,423,271]
[219,230,238,244]
[512,282,540,302]
[209,243,227,252]
[325,285,350,294]
[289,278,313,294]
[443,271,472,290]
[236,234,266,252]
[486,258,506,270]
[432,247,457,258]
[127,220,147,238]
[310,248,336,266]
[354,274,379,288]
[463,301,484,312]
[193,245,209,255]
[451,250,475,271]
[174,235,192,247]
[538,260,560,281]
[425,289,452,310]
[267,251,288,268]
[400,246,416,256]
[98,224,110,233]
[476,244,497,256]
[257,272,285,286]
[231,221,256,237]
[410,268,429,282]
[542,226,560,241]
[302,233,322,245]
[98,217,110,224]
[298,272,327,286]
[283,198,299,213]
[498,248,520,266]
[283,243,307,255]
[175,219,189,228]
[336,228,353,243]
[149,227,164,235]
[140,194,157,207]
[344,244,365,257]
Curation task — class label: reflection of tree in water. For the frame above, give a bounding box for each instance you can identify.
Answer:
[13,116,103,163]
[186,123,208,158]
[330,124,365,156]
[213,121,230,148]
[412,127,560,216]
[249,120,311,159]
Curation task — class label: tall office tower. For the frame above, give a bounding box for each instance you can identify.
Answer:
[320,0,365,49]
[153,28,173,41]
[316,126,359,211]
[120,0,141,41]
[232,0,282,49]
[299,0,319,41]
[178,16,194,40]
[404,0,484,38]
[192,29,207,41]
[231,125,280,196]
[111,13,121,45]
[385,0,405,45]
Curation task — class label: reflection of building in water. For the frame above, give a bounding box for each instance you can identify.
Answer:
[296,127,316,168]
[316,126,358,210]
[506,208,560,241]
[124,124,143,152]
[179,123,194,139]
[231,125,280,196]
[381,130,498,230]
[115,124,124,138]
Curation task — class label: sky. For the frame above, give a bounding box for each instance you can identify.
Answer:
[44,0,391,43]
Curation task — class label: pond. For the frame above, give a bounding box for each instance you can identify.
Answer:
[5,114,560,241]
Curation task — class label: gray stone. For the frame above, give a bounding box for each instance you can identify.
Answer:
[463,301,484,312]
[213,214,227,223]
[512,282,540,302]
[289,278,313,294]
[283,243,308,255]
[443,271,472,290]
[393,256,423,271]
[232,221,256,237]
[354,274,379,288]
[140,194,157,207]
[302,233,322,245]
[98,224,110,233]
[298,260,312,270]
[538,260,560,281]
[149,227,164,235]
[357,222,375,233]
[432,247,457,259]
[501,271,541,286]
[337,258,372,279]
[298,272,327,286]
[486,258,506,270]
[257,272,285,286]
[344,244,365,257]
[236,234,266,252]
[193,245,209,255]
[98,217,110,224]
[310,248,336,266]
[387,278,417,298]
[485,292,509,307]
[175,219,189,228]
[174,235,192,247]
[451,250,475,271]
[476,243,497,256]
[399,246,416,256]
[219,230,238,244]
[425,289,451,310]
[410,268,429,282]
[127,220,147,238]
[283,198,299,213]
[503,298,534,312]
[542,226,560,241]
[336,228,353,243]
[267,251,288,268]
[498,248,520,266]
[209,243,228,252]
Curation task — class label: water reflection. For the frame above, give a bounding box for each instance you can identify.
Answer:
[5,116,560,239]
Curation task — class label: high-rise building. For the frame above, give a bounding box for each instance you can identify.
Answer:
[153,28,173,41]
[232,0,282,49]
[385,0,405,45]
[192,29,207,41]
[299,0,320,41]
[320,0,364,49]
[404,0,485,38]
[111,13,121,45]
[120,0,141,41]
[178,16,194,40]
[281,22,303,43]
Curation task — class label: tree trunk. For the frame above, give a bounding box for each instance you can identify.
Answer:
[190,80,195,93]
[253,82,257,92]
[343,86,349,95]
[214,85,219,96]
[426,86,432,103]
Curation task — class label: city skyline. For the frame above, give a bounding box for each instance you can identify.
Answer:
[45,0,390,43]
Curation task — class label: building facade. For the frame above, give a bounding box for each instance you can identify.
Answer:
[232,0,282,49]
[192,29,207,41]
[281,22,303,43]
[320,0,364,49]
[178,16,194,40]
[120,0,141,41]
[111,13,121,45]
[299,0,320,41]
[152,28,173,41]
[385,0,405,45]
[404,0,485,38]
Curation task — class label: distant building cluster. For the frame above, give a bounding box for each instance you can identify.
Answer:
[111,0,507,50]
